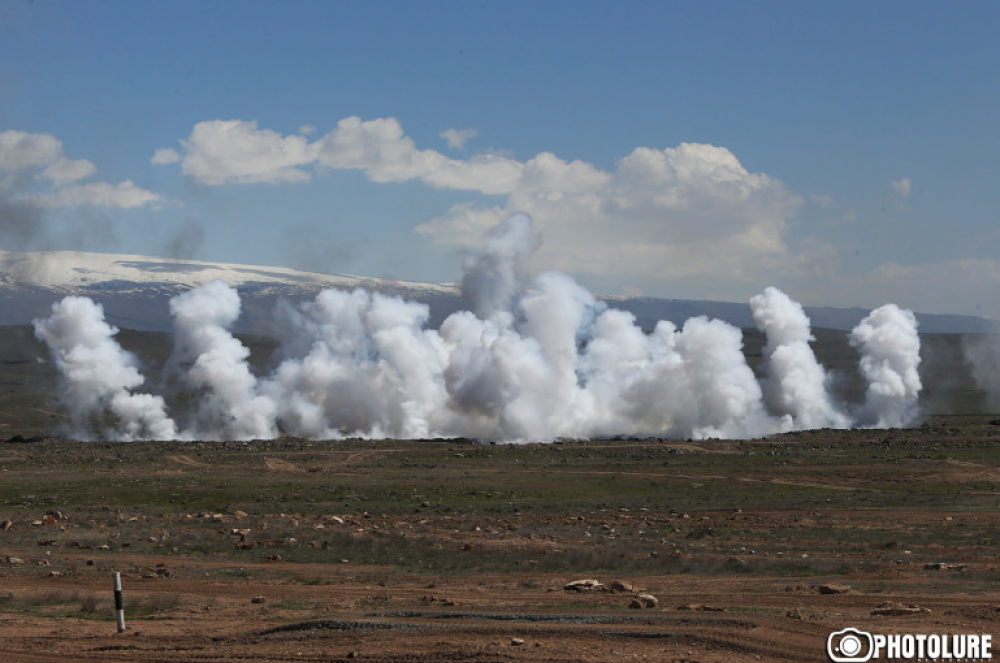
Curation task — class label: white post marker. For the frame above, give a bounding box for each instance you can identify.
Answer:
[113,572,125,633]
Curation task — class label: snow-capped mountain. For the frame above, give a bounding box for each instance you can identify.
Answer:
[0,249,995,334]
[0,249,461,334]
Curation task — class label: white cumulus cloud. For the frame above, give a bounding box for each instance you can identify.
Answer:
[23,180,162,209]
[891,177,912,199]
[314,117,521,194]
[1,129,162,210]
[1,130,97,184]
[178,120,315,185]
[159,116,809,297]
[0,130,63,172]
[151,147,181,165]
[166,116,523,194]
[440,127,478,150]
[418,141,804,297]
[42,156,97,184]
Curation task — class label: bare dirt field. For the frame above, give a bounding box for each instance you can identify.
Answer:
[2,418,1000,661]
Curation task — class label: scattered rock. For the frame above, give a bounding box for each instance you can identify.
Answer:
[510,637,525,646]
[629,594,659,609]
[1,519,12,530]
[251,596,266,604]
[6,557,25,565]
[924,562,966,571]
[564,579,604,592]
[871,602,931,616]
[815,583,851,595]
[786,608,804,620]
[608,580,635,593]
[635,593,658,608]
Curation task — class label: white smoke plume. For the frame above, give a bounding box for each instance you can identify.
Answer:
[460,212,539,319]
[750,286,851,430]
[261,287,450,439]
[35,214,925,442]
[33,296,177,441]
[849,304,922,427]
[168,279,277,441]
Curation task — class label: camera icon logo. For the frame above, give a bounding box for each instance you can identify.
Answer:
[827,627,874,662]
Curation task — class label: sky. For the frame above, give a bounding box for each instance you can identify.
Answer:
[1,0,999,319]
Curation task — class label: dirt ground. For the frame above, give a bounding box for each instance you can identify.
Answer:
[2,419,1000,661]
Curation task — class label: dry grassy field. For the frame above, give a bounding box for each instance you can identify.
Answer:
[2,419,1000,661]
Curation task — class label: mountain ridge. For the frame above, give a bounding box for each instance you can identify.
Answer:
[1,249,995,335]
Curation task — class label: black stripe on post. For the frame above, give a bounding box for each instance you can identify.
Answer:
[113,572,125,632]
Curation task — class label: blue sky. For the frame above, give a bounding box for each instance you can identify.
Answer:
[2,0,999,318]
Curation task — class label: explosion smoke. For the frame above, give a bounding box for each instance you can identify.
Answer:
[33,215,924,442]
[33,296,177,441]
[168,279,277,441]
[750,286,851,430]
[849,304,922,427]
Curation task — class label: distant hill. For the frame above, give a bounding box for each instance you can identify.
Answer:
[1,249,996,335]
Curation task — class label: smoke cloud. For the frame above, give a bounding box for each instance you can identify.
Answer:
[33,214,924,442]
[33,297,176,441]
[750,287,851,430]
[168,280,277,441]
[849,304,922,427]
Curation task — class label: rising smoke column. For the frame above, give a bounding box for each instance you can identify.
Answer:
[168,280,276,440]
[849,303,922,427]
[262,287,452,439]
[582,310,691,437]
[673,315,775,439]
[582,310,777,439]
[460,212,540,320]
[33,296,177,440]
[750,286,850,430]
[491,271,603,440]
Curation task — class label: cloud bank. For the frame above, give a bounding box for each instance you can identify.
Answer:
[157,117,807,299]
[153,116,1000,319]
